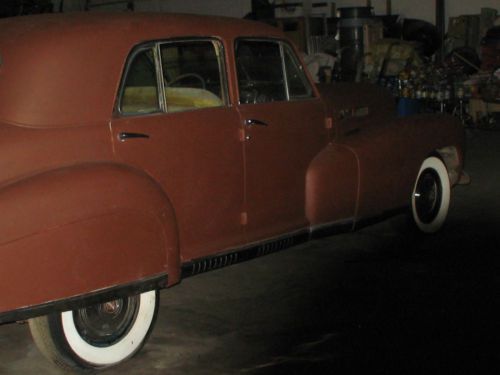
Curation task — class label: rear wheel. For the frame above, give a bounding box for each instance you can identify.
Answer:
[29,290,158,370]
[411,156,450,233]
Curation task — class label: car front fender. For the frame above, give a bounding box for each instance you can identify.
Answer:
[305,143,359,228]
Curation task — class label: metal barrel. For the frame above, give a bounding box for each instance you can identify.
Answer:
[338,6,373,81]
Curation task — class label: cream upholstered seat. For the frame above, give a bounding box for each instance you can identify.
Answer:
[121,86,223,114]
[165,87,223,112]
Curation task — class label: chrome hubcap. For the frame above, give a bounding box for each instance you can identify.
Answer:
[73,295,140,347]
[414,168,442,224]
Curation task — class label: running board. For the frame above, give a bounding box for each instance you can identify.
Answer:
[181,230,310,278]
[180,208,407,279]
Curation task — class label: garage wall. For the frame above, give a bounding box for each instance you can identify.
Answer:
[134,0,251,18]
[334,0,499,24]
[54,0,499,24]
[53,0,251,17]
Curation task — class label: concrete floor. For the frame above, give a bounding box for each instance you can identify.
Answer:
[1,128,499,374]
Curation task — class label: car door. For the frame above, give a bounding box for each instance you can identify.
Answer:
[235,39,327,242]
[110,40,245,261]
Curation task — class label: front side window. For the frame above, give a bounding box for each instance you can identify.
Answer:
[120,48,160,114]
[236,39,314,104]
[160,41,225,113]
[236,40,286,104]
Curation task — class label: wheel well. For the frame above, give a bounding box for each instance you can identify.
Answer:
[434,146,461,185]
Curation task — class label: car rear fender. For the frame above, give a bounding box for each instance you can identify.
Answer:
[0,162,180,318]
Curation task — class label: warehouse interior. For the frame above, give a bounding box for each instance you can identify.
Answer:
[2,0,499,126]
[0,1,500,374]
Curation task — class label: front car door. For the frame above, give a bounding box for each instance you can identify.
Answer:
[235,39,327,242]
[111,39,245,261]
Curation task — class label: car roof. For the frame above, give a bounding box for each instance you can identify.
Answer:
[0,12,284,128]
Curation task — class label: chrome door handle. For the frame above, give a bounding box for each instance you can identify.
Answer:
[118,132,150,142]
[245,119,268,127]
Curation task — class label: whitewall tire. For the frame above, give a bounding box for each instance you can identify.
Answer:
[411,156,451,233]
[29,290,158,370]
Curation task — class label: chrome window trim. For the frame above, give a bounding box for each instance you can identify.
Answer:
[154,43,167,113]
[279,43,291,101]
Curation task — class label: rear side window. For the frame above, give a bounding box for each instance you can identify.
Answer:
[120,48,160,114]
[119,40,226,115]
[160,40,225,113]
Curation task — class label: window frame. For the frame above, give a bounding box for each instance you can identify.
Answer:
[116,42,162,117]
[281,43,314,100]
[234,37,316,105]
[157,38,229,113]
[116,37,229,117]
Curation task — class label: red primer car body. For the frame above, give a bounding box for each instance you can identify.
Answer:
[0,13,464,324]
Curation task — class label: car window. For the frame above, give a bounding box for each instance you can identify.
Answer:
[160,41,225,113]
[236,40,287,104]
[283,45,313,99]
[120,48,160,114]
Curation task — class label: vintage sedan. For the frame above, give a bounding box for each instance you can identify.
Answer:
[0,12,466,370]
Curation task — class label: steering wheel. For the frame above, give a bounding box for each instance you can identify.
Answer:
[167,73,206,90]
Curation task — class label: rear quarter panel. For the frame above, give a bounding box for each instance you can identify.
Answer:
[0,124,179,318]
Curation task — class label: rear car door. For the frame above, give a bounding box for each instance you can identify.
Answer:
[111,39,245,260]
[235,39,327,242]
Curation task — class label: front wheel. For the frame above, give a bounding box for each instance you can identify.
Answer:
[29,290,158,370]
[411,156,451,233]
